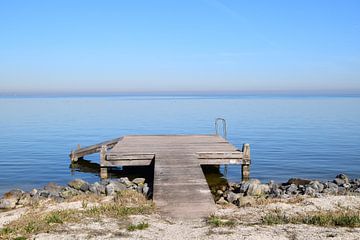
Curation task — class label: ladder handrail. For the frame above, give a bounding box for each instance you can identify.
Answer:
[215,118,227,139]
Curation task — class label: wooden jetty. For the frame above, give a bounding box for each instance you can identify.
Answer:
[70,126,250,218]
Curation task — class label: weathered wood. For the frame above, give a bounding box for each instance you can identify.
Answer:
[241,143,251,181]
[69,137,122,162]
[100,145,108,179]
[73,134,251,218]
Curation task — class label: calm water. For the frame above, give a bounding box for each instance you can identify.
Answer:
[0,96,360,195]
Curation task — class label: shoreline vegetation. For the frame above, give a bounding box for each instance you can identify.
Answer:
[1,174,359,240]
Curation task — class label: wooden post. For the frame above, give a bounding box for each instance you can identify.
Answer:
[70,150,78,162]
[77,144,81,150]
[241,143,251,182]
[100,145,108,179]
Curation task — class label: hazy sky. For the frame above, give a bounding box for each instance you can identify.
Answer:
[0,0,359,94]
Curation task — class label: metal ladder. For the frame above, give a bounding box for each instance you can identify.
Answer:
[215,118,228,177]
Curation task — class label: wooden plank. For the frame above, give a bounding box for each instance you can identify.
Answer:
[70,137,122,161]
[197,151,243,159]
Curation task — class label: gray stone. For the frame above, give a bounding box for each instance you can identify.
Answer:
[336,174,349,184]
[0,199,17,209]
[68,179,90,191]
[119,177,133,187]
[226,191,239,203]
[354,187,360,193]
[334,178,345,186]
[39,191,50,198]
[30,189,38,197]
[18,193,32,206]
[304,186,316,196]
[60,187,79,199]
[338,187,347,195]
[105,181,127,196]
[216,190,223,196]
[143,183,149,196]
[216,197,228,205]
[89,182,105,195]
[246,183,269,196]
[286,184,298,194]
[137,185,143,193]
[240,179,260,193]
[132,178,145,185]
[287,178,311,186]
[44,182,64,197]
[309,181,324,193]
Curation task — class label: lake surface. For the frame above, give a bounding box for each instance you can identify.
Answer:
[0,96,359,195]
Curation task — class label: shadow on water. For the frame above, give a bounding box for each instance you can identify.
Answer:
[70,160,228,199]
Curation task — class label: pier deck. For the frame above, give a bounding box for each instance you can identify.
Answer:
[70,134,250,219]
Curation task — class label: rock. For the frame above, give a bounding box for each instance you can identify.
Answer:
[237,196,256,207]
[89,182,105,195]
[0,199,16,209]
[309,181,324,193]
[286,184,298,194]
[60,187,79,199]
[287,178,311,186]
[343,183,352,189]
[105,181,127,196]
[240,179,260,193]
[119,177,133,187]
[246,182,269,197]
[30,189,38,197]
[0,189,23,208]
[216,190,223,196]
[304,186,316,196]
[216,197,228,205]
[137,185,143,193]
[338,187,347,195]
[143,183,149,197]
[68,179,90,191]
[226,191,240,203]
[39,191,51,198]
[336,174,349,184]
[334,178,345,186]
[44,182,64,197]
[323,182,338,195]
[18,193,32,206]
[132,178,145,185]
[354,187,360,193]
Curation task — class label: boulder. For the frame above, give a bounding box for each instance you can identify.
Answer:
[143,184,150,197]
[60,187,79,199]
[119,177,133,187]
[0,189,23,208]
[68,179,90,191]
[216,197,228,205]
[286,184,298,194]
[89,182,106,195]
[105,181,127,196]
[240,179,260,193]
[246,182,269,197]
[304,186,316,196]
[309,181,324,193]
[334,178,345,186]
[336,174,349,184]
[287,178,311,186]
[132,178,145,185]
[18,193,32,206]
[44,182,64,197]
[226,191,240,204]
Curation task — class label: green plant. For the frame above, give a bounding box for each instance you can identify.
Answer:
[207,215,236,228]
[127,222,149,231]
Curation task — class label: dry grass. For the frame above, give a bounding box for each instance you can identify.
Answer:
[262,209,360,227]
[0,191,154,240]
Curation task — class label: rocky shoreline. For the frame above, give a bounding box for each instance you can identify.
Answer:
[0,177,150,210]
[1,173,359,210]
[215,173,360,206]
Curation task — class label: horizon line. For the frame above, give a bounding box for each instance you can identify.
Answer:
[1,89,360,98]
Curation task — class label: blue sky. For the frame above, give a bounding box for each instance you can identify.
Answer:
[0,0,359,95]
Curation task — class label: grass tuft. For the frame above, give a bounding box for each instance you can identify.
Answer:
[262,210,360,227]
[207,215,236,228]
[127,222,149,231]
